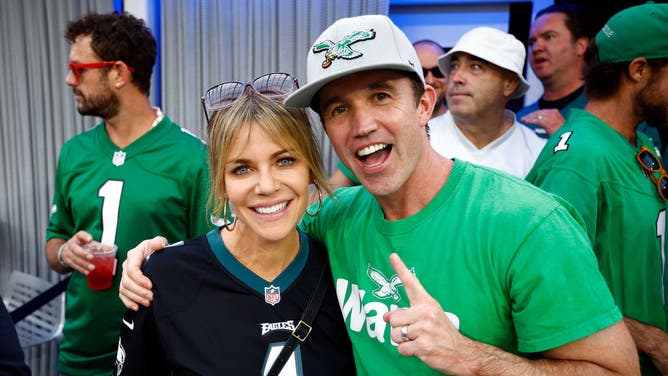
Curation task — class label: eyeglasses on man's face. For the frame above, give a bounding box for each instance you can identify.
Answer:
[67,61,134,85]
[201,73,299,123]
[637,146,668,201]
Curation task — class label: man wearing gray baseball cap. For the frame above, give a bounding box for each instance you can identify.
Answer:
[429,26,545,178]
[286,14,637,375]
[121,14,639,375]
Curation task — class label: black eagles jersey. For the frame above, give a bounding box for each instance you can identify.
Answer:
[115,229,355,375]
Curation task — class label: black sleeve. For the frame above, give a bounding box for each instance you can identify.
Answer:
[0,298,31,376]
[114,303,168,375]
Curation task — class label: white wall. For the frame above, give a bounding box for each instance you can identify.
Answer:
[132,0,556,107]
[391,4,509,48]
[123,0,161,106]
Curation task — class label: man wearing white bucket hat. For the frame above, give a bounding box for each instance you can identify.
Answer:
[429,27,545,178]
[120,14,639,375]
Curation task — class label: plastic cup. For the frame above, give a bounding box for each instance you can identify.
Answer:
[83,241,118,291]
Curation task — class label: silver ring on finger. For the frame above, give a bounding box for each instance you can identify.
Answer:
[538,115,543,120]
[400,325,410,342]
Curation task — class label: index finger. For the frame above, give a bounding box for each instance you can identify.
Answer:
[73,231,93,244]
[389,253,430,305]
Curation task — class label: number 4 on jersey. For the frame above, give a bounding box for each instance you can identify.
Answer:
[553,131,573,153]
[262,343,301,376]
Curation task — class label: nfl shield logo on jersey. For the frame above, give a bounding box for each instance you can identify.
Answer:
[112,151,126,166]
[264,285,281,306]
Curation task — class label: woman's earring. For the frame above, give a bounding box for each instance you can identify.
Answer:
[222,197,237,231]
[305,183,323,217]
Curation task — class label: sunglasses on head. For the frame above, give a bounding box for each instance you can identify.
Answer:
[422,66,445,79]
[637,146,668,201]
[201,73,299,123]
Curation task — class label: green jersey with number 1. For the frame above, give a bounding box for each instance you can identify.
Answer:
[527,109,668,375]
[46,115,212,376]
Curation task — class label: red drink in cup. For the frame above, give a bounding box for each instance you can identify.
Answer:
[83,242,118,291]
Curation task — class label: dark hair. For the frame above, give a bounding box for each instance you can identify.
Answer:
[584,41,668,100]
[406,71,426,106]
[65,12,156,95]
[584,61,628,100]
[536,3,592,41]
[412,39,446,54]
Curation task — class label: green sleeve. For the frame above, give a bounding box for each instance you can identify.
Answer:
[509,204,621,352]
[529,165,599,245]
[46,143,74,241]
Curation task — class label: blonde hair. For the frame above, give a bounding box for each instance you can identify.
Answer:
[206,88,331,219]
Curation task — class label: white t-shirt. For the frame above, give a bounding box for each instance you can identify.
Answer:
[429,111,546,178]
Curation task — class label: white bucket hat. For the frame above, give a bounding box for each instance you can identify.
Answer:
[437,26,530,98]
[284,15,424,108]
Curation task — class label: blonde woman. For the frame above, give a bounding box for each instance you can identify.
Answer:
[115,73,355,375]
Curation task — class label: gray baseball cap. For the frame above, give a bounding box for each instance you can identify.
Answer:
[284,14,424,108]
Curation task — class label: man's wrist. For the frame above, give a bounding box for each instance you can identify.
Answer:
[57,243,70,269]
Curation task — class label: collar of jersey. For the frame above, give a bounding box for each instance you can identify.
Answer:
[376,159,465,235]
[205,228,310,296]
[95,114,169,158]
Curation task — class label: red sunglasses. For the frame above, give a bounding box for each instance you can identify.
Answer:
[68,61,134,84]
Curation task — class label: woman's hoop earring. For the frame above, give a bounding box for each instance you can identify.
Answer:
[305,183,323,217]
[222,197,237,231]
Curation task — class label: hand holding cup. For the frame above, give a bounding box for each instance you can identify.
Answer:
[83,241,118,291]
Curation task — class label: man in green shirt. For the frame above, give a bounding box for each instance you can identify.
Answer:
[527,3,668,374]
[45,12,211,375]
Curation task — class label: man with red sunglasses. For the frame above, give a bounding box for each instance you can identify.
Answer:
[45,12,211,376]
[527,3,668,374]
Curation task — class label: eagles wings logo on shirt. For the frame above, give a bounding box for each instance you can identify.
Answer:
[312,29,376,68]
[367,263,414,302]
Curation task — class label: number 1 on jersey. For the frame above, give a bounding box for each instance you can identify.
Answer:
[553,131,573,153]
[657,210,666,306]
[98,180,124,246]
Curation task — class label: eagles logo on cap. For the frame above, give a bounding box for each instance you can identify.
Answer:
[313,29,376,68]
[284,15,424,108]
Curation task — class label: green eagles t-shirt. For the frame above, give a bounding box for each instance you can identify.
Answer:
[302,159,621,375]
[46,115,212,375]
[527,109,668,375]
